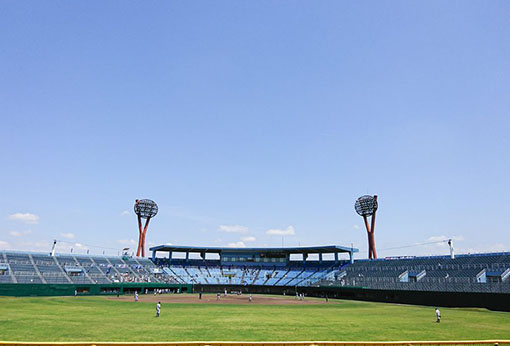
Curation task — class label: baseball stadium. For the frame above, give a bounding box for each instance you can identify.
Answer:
[1,198,509,346]
[2,2,510,346]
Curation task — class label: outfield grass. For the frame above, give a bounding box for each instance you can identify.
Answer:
[0,295,509,342]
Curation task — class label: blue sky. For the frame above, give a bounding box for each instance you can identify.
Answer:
[1,1,509,259]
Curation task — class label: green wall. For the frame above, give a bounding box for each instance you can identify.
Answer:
[0,283,192,297]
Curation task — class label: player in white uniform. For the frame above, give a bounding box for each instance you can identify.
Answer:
[156,302,161,317]
[435,308,441,323]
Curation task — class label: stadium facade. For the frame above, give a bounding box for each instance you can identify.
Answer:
[1,245,509,311]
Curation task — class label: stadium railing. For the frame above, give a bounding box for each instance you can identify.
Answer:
[320,277,510,293]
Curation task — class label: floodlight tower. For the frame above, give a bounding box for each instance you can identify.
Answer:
[134,199,158,257]
[355,195,379,259]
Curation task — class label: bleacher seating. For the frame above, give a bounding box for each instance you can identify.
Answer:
[0,249,508,293]
[152,264,338,287]
[321,253,510,293]
[5,253,43,283]
[0,262,14,283]
[32,254,69,284]
[0,251,182,285]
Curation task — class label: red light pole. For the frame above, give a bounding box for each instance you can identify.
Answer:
[355,195,378,259]
[134,199,158,257]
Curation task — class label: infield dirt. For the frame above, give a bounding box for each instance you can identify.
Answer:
[110,293,331,305]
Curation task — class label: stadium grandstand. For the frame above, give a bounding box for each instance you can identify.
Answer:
[319,252,510,293]
[150,244,357,287]
[1,244,509,310]
[0,245,357,287]
[0,250,180,285]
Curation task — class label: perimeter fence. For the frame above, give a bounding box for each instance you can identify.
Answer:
[1,341,510,346]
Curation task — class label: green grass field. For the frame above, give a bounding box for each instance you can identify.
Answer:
[1,295,509,342]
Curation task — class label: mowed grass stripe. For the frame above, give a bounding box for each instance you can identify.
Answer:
[0,296,509,341]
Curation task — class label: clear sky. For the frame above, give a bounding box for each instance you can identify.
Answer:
[1,1,509,259]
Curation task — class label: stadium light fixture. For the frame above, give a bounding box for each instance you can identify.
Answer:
[134,199,158,257]
[355,195,378,259]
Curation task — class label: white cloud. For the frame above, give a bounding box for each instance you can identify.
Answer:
[427,235,446,242]
[120,210,130,216]
[55,243,74,253]
[8,240,50,252]
[227,241,246,248]
[266,225,296,236]
[74,243,86,250]
[117,239,137,246]
[241,236,256,242]
[8,213,39,224]
[219,224,248,233]
[427,235,464,246]
[353,224,360,230]
[0,240,10,248]
[455,243,508,255]
[9,230,31,237]
[486,243,508,252]
[60,232,75,239]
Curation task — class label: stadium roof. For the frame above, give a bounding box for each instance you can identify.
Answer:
[149,244,358,254]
